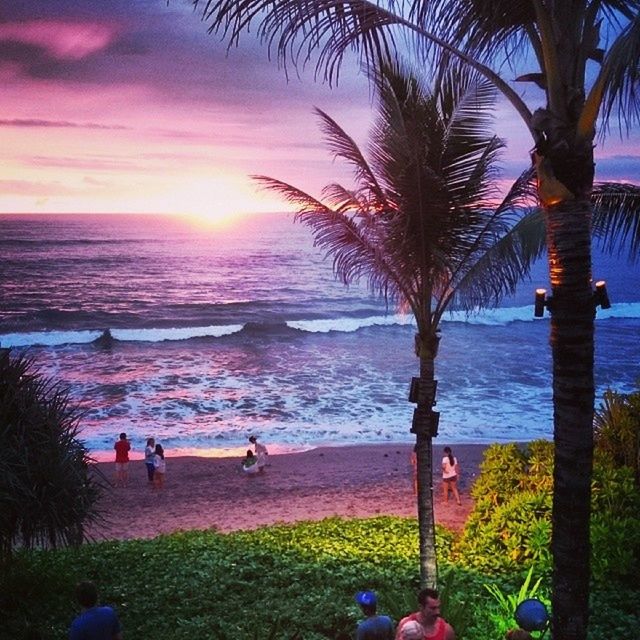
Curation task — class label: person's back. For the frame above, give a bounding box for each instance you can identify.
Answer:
[355,591,394,640]
[69,581,122,640]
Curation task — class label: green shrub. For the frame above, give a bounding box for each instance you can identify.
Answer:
[594,383,640,486]
[0,350,105,563]
[456,441,640,581]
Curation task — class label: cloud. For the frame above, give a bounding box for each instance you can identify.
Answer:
[0,179,76,196]
[595,155,640,182]
[0,20,116,61]
[0,118,128,129]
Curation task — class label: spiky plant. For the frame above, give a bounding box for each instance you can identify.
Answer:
[0,349,104,563]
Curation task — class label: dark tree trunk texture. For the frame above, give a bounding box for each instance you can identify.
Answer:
[414,348,438,588]
[542,141,595,640]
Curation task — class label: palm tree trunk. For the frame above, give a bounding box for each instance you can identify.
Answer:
[414,349,438,588]
[545,197,594,640]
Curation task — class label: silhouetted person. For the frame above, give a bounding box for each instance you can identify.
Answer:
[69,581,122,640]
[355,591,394,640]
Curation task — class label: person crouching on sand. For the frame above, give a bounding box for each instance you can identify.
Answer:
[153,444,166,490]
[249,435,268,472]
[242,449,260,475]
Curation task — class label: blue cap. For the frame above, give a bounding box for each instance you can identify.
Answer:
[355,591,377,607]
[515,599,549,632]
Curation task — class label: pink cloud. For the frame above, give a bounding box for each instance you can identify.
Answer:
[0,20,115,60]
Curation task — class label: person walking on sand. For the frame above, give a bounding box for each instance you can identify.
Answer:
[113,432,130,487]
[144,437,155,485]
[355,591,394,640]
[249,435,268,472]
[69,580,122,640]
[396,588,455,640]
[442,446,461,506]
[153,443,166,490]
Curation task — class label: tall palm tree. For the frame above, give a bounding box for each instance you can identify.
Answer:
[254,63,540,586]
[195,2,640,635]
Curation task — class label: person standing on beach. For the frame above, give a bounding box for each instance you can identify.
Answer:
[396,588,455,640]
[69,580,122,640]
[153,443,166,490]
[113,432,130,487]
[355,591,394,640]
[441,446,461,506]
[144,437,155,485]
[249,435,268,472]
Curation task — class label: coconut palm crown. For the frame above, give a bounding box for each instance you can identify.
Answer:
[254,64,540,586]
[196,2,640,635]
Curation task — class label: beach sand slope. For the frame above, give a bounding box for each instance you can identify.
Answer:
[88,444,486,542]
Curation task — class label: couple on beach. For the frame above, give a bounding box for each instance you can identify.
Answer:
[144,437,166,489]
[242,435,268,474]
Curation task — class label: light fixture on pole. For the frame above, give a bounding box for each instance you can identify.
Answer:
[594,280,611,310]
[534,288,548,317]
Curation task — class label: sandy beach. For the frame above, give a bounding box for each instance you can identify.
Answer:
[88,443,488,541]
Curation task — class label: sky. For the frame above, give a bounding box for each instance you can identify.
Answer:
[2,0,640,223]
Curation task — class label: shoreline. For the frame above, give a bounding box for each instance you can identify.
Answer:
[87,442,490,542]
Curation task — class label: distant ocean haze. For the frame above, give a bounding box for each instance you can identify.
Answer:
[1,213,639,459]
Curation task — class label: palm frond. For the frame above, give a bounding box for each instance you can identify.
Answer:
[314,108,389,206]
[252,175,412,301]
[197,0,401,84]
[417,0,535,68]
[441,168,541,310]
[598,11,640,135]
[591,181,640,261]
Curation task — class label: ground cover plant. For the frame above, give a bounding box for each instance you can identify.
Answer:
[2,513,637,640]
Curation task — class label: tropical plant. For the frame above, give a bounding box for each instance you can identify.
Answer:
[484,567,550,638]
[194,2,640,636]
[594,382,640,485]
[252,62,540,586]
[0,349,104,563]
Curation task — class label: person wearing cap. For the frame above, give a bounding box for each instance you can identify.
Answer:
[69,581,122,640]
[355,590,394,640]
[395,588,455,640]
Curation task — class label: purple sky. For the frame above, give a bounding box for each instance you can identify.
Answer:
[2,0,639,222]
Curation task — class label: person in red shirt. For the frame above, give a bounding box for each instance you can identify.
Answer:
[396,588,455,640]
[114,432,131,487]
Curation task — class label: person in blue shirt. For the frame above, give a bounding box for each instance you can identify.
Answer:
[355,591,394,640]
[69,581,122,640]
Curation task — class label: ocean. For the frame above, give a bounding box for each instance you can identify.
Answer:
[2,213,639,460]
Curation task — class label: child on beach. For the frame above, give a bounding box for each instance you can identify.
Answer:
[249,435,268,472]
[442,446,461,505]
[153,444,166,490]
[144,437,155,485]
[242,450,260,475]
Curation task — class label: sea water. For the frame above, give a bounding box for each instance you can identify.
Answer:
[1,213,639,459]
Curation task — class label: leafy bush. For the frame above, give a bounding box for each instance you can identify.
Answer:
[594,383,640,486]
[455,441,640,581]
[1,517,638,640]
[0,350,104,563]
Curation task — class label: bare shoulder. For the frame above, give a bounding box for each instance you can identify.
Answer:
[444,621,456,640]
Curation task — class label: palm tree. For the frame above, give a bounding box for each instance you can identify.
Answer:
[195,2,640,635]
[253,63,540,586]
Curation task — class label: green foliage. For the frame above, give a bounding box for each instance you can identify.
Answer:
[483,567,550,638]
[456,441,640,581]
[0,351,105,563]
[1,516,638,640]
[594,382,640,486]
